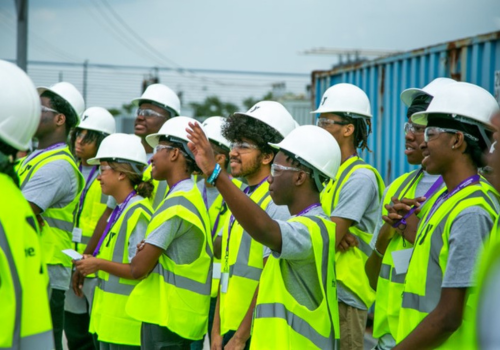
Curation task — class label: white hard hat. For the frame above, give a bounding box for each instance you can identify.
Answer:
[37,82,85,123]
[132,84,181,116]
[79,107,116,135]
[233,101,296,138]
[269,125,341,190]
[0,60,40,150]
[202,116,230,150]
[88,133,147,166]
[400,77,456,107]
[311,83,372,119]
[411,82,499,129]
[146,116,201,160]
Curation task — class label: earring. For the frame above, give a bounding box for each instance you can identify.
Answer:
[452,145,455,149]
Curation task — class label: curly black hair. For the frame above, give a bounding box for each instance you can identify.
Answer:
[222,114,283,155]
[41,90,78,136]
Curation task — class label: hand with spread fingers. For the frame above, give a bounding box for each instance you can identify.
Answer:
[186,121,217,176]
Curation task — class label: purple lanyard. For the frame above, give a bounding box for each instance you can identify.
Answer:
[93,190,136,256]
[75,165,98,227]
[22,142,66,166]
[392,176,444,228]
[423,174,480,225]
[296,203,322,217]
[225,177,268,254]
[343,153,358,163]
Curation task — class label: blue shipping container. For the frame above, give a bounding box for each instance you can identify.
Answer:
[311,31,500,184]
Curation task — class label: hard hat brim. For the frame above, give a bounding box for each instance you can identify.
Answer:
[400,88,429,107]
[131,98,180,116]
[309,108,373,119]
[145,133,161,148]
[268,141,336,180]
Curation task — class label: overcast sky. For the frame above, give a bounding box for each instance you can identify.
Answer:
[1,0,500,74]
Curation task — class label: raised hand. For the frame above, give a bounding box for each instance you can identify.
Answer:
[186,121,217,176]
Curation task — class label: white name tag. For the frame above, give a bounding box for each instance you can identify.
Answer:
[72,227,82,243]
[62,249,83,261]
[220,272,229,293]
[213,262,222,279]
[392,248,414,275]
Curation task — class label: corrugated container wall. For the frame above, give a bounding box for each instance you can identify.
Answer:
[312,31,500,184]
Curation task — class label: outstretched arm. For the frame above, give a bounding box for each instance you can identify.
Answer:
[186,122,282,252]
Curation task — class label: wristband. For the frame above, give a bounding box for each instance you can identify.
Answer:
[207,163,222,186]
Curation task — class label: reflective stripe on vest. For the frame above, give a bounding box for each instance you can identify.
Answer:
[229,193,270,282]
[252,215,339,350]
[0,223,22,349]
[321,156,384,308]
[398,188,498,346]
[99,202,152,296]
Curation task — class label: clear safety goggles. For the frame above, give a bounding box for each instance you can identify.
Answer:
[98,165,113,175]
[270,163,309,177]
[136,108,166,118]
[229,142,259,153]
[424,127,479,143]
[316,118,349,128]
[404,122,426,135]
[41,105,60,114]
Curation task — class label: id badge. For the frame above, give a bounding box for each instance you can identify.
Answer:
[72,227,82,243]
[220,272,229,293]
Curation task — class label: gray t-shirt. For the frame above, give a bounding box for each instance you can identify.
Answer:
[196,179,221,210]
[330,167,380,310]
[145,179,206,264]
[370,171,441,249]
[442,206,495,288]
[21,145,80,290]
[120,196,150,262]
[272,206,329,310]
[217,184,290,259]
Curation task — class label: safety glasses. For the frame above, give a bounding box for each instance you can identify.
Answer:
[41,105,60,114]
[98,165,113,175]
[424,127,479,142]
[136,108,166,118]
[316,118,349,128]
[229,142,259,154]
[155,144,176,153]
[271,163,309,177]
[404,122,426,135]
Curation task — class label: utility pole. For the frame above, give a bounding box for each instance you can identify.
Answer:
[15,0,28,72]
[83,60,89,102]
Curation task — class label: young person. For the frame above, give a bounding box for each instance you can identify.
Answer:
[65,106,116,350]
[125,117,213,349]
[191,116,246,350]
[0,59,53,350]
[186,122,343,349]
[386,82,500,349]
[210,102,296,349]
[313,83,384,349]
[364,78,455,350]
[74,133,154,349]
[17,81,85,350]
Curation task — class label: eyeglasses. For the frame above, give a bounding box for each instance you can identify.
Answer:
[229,142,259,153]
[404,122,426,135]
[270,163,310,177]
[98,165,113,175]
[316,118,349,128]
[136,108,166,119]
[424,127,479,143]
[155,144,176,153]
[41,105,60,114]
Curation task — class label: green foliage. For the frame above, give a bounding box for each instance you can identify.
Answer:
[189,96,239,118]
